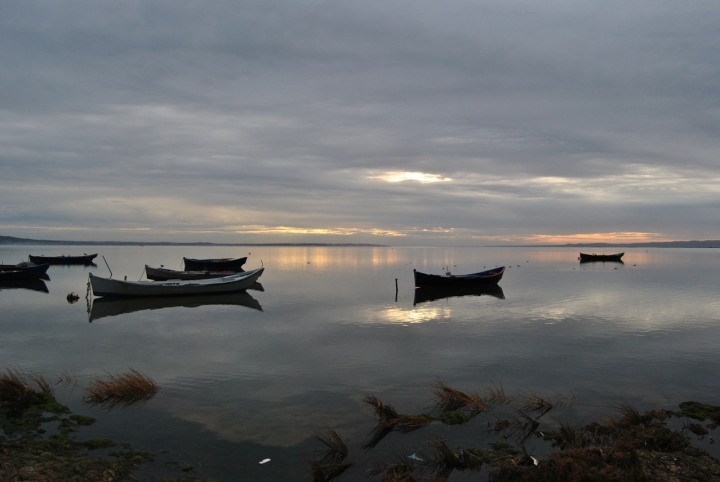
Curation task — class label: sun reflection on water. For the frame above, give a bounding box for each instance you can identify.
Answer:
[374,305,452,324]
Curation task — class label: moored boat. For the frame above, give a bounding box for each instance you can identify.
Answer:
[413,266,505,288]
[0,263,50,280]
[146,265,242,281]
[183,257,247,271]
[579,252,624,261]
[90,268,263,297]
[29,253,97,264]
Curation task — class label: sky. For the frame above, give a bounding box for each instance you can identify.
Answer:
[1,0,719,246]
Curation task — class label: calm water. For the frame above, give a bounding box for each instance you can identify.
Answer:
[2,245,720,480]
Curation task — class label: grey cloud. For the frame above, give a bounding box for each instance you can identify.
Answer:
[1,0,719,243]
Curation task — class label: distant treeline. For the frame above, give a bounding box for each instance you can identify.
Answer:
[0,235,384,247]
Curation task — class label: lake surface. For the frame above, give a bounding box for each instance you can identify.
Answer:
[2,245,720,480]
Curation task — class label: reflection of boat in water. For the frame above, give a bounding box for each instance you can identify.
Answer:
[29,253,98,264]
[579,252,624,261]
[89,268,263,297]
[89,290,263,321]
[0,278,49,293]
[413,284,505,305]
[579,258,624,265]
[413,267,505,287]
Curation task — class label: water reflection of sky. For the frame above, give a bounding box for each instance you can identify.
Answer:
[2,246,720,479]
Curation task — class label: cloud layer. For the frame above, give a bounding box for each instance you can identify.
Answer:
[2,0,719,244]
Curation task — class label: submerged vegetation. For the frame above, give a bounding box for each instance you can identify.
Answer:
[0,367,167,481]
[310,382,720,482]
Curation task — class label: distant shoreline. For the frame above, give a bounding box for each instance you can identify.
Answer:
[488,240,720,248]
[2,235,719,248]
[0,235,385,247]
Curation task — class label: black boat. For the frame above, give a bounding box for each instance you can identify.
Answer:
[29,253,98,265]
[579,252,624,261]
[414,284,505,305]
[0,263,50,280]
[0,262,50,279]
[413,266,505,288]
[183,257,247,271]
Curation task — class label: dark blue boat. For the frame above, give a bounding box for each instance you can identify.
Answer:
[0,263,50,280]
[413,266,505,288]
[183,257,247,271]
[579,252,624,261]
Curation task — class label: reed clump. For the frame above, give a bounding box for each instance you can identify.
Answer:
[83,369,160,409]
[309,428,354,481]
[0,367,55,409]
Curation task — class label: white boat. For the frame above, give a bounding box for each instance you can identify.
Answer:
[89,268,264,297]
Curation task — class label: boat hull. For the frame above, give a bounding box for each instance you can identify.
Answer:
[146,265,243,281]
[579,252,624,261]
[183,257,247,271]
[413,267,505,288]
[0,263,50,280]
[29,254,97,264]
[90,268,264,297]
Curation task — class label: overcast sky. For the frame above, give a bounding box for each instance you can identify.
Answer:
[1,0,719,245]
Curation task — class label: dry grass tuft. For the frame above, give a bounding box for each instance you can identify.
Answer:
[363,395,434,449]
[430,381,485,416]
[314,428,350,465]
[29,372,54,397]
[0,367,36,406]
[83,369,159,409]
[310,428,354,481]
[367,453,420,482]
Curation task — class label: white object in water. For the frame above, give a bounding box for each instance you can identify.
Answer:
[259,458,271,464]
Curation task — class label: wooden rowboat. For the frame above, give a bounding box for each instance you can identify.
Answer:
[183,257,247,271]
[29,253,97,264]
[90,268,263,297]
[146,265,242,281]
[413,267,505,288]
[0,263,50,280]
[579,252,624,261]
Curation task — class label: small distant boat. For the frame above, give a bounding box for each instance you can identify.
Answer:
[90,268,263,297]
[0,263,50,280]
[579,252,624,261]
[183,257,247,271]
[414,284,505,305]
[89,291,262,321]
[413,267,505,288]
[145,265,243,281]
[29,253,97,265]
